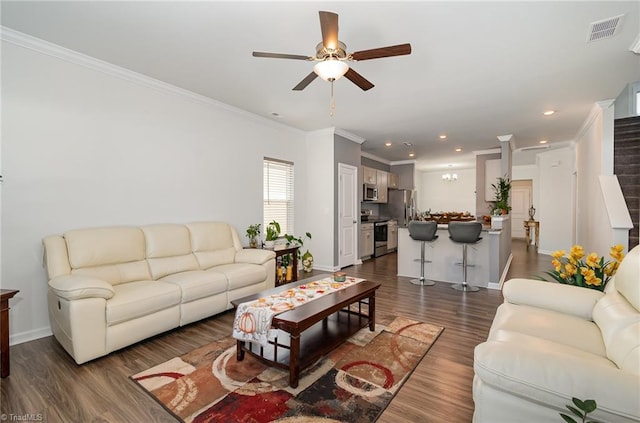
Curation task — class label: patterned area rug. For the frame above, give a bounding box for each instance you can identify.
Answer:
[131,315,443,423]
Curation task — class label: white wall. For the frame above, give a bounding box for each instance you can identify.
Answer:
[2,40,308,343]
[575,101,631,254]
[417,168,476,215]
[537,147,575,254]
[305,128,335,271]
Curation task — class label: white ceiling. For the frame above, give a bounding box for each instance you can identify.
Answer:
[2,1,639,171]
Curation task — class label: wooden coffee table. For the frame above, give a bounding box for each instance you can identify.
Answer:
[231,275,381,388]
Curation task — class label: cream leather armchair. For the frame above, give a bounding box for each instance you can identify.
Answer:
[43,222,275,364]
[473,245,640,423]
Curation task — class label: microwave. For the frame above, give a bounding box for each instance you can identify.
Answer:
[363,183,378,201]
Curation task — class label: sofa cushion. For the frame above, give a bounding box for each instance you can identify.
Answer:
[143,224,192,258]
[474,334,640,419]
[187,222,237,268]
[161,270,228,303]
[593,284,640,372]
[72,260,151,286]
[613,245,640,311]
[142,224,200,279]
[107,281,181,326]
[211,263,267,290]
[490,302,607,357]
[65,227,146,269]
[146,254,200,280]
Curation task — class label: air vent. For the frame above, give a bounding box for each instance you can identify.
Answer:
[587,14,624,42]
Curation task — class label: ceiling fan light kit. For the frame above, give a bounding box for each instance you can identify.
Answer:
[252,10,412,115]
[314,59,349,81]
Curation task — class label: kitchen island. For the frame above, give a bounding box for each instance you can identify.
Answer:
[397,218,511,289]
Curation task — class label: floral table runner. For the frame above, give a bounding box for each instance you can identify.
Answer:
[232,276,364,347]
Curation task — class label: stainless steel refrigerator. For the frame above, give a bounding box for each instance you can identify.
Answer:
[387,189,415,226]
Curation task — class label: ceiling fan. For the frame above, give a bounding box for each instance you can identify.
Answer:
[252,11,412,92]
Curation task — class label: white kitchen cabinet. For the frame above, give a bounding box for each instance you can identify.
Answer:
[387,220,398,251]
[362,166,377,185]
[376,170,388,203]
[360,222,374,258]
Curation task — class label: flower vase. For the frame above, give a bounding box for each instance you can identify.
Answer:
[302,250,314,272]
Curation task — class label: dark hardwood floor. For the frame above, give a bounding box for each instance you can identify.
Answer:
[1,239,549,422]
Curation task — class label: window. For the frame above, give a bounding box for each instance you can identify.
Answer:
[263,157,294,236]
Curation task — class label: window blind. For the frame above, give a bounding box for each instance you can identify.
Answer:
[263,157,294,237]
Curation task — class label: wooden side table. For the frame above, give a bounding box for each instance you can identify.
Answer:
[524,220,540,252]
[272,245,299,286]
[1,289,19,378]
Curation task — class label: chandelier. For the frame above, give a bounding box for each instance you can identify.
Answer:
[442,173,458,182]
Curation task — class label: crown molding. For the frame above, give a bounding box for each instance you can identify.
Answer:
[0,26,304,135]
[360,151,390,165]
[574,100,614,141]
[334,128,365,144]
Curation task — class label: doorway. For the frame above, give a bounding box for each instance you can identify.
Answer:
[338,163,358,268]
[511,180,532,238]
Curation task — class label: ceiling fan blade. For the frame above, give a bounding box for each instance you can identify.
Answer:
[252,51,311,60]
[351,43,412,61]
[344,68,374,91]
[292,72,319,91]
[319,11,339,50]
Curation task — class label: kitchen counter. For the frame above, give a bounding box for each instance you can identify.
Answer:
[397,217,512,289]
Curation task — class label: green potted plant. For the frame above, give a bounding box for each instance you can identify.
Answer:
[264,220,281,248]
[284,231,313,272]
[491,176,512,215]
[245,223,261,248]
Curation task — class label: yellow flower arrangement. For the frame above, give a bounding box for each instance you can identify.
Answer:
[543,244,625,291]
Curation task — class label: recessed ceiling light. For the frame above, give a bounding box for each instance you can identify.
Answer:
[403,142,413,147]
[385,142,392,147]
[409,153,415,157]
[439,135,447,139]
[540,140,548,144]
[543,110,556,116]
[455,148,462,152]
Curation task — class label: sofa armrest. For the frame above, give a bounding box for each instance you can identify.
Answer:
[235,248,276,265]
[503,278,604,320]
[475,340,640,419]
[49,275,114,300]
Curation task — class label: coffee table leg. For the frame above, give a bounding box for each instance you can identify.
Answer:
[368,295,376,331]
[236,340,245,361]
[289,333,301,388]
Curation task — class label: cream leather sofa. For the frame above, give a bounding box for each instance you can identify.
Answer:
[473,244,640,422]
[43,222,275,364]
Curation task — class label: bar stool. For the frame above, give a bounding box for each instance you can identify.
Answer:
[408,220,438,286]
[448,222,482,292]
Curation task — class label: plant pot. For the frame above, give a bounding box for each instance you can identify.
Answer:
[249,238,258,248]
[264,240,275,249]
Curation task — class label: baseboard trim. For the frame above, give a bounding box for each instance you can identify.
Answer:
[11,326,52,346]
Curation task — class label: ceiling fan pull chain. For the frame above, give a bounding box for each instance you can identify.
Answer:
[330,79,336,117]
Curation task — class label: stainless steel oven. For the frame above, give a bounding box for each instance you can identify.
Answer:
[374,221,388,257]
